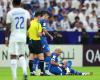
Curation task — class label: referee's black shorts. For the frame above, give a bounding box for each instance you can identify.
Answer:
[28,40,43,54]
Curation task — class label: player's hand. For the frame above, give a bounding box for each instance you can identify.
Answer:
[42,32,45,35]
[62,64,66,68]
[59,64,63,67]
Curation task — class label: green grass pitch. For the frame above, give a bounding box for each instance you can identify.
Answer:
[0,67,100,80]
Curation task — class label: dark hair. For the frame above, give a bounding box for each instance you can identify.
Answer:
[75,16,80,20]
[41,11,49,16]
[34,11,41,17]
[13,0,21,5]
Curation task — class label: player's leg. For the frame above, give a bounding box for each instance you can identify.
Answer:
[44,45,51,70]
[18,43,28,80]
[41,36,51,74]
[19,54,27,80]
[70,69,92,76]
[12,43,18,80]
[32,57,39,73]
[10,55,18,80]
[70,69,82,75]
[65,61,92,75]
[38,53,45,75]
[28,40,36,75]
[44,51,52,75]
[64,60,83,75]
[62,60,92,75]
[30,40,45,75]
[49,67,63,75]
[29,53,37,75]
[8,42,18,80]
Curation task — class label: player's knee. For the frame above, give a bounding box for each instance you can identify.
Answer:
[19,54,25,61]
[45,52,51,56]
[38,55,44,60]
[39,57,44,60]
[50,68,62,75]
[11,59,17,65]
[29,53,34,60]
[67,61,72,68]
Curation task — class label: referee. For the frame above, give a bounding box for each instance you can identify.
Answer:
[28,11,45,76]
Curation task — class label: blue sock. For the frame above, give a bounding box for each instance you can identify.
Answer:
[45,56,51,70]
[70,69,82,75]
[33,58,39,71]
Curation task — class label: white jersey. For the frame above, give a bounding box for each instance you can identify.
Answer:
[6,7,30,42]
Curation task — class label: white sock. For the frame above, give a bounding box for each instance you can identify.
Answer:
[19,56,27,75]
[82,72,90,76]
[11,59,17,80]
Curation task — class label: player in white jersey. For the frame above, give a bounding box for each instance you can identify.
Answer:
[6,0,30,80]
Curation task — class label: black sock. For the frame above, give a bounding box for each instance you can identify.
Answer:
[39,60,45,73]
[29,60,33,73]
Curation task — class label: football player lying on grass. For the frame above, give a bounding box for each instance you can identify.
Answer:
[49,48,93,76]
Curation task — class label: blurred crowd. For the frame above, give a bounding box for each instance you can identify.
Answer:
[0,0,100,32]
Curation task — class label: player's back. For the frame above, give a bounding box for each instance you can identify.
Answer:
[7,7,30,42]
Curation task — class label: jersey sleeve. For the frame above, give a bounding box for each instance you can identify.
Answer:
[6,12,11,24]
[51,55,57,61]
[42,22,47,29]
[26,11,30,19]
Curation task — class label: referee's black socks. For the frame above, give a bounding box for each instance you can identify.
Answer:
[29,60,33,74]
[39,60,45,73]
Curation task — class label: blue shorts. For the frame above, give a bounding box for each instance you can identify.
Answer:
[41,36,50,53]
[49,66,66,75]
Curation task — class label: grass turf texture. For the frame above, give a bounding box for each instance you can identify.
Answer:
[0,67,100,80]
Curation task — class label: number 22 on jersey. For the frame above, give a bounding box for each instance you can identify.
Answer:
[15,16,24,29]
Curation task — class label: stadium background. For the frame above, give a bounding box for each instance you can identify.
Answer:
[0,0,100,80]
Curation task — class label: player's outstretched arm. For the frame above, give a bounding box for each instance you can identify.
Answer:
[43,29,53,40]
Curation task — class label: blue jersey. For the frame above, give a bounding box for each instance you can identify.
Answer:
[50,53,59,67]
[40,19,48,30]
[49,53,82,75]
[49,53,66,75]
[40,18,50,53]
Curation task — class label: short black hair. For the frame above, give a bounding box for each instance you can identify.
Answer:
[75,16,80,20]
[13,0,21,6]
[41,11,49,16]
[34,11,41,17]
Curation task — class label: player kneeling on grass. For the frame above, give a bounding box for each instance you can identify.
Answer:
[49,48,92,76]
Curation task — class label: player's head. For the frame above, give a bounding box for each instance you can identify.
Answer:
[41,11,49,20]
[55,47,63,56]
[34,11,41,20]
[12,0,21,7]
